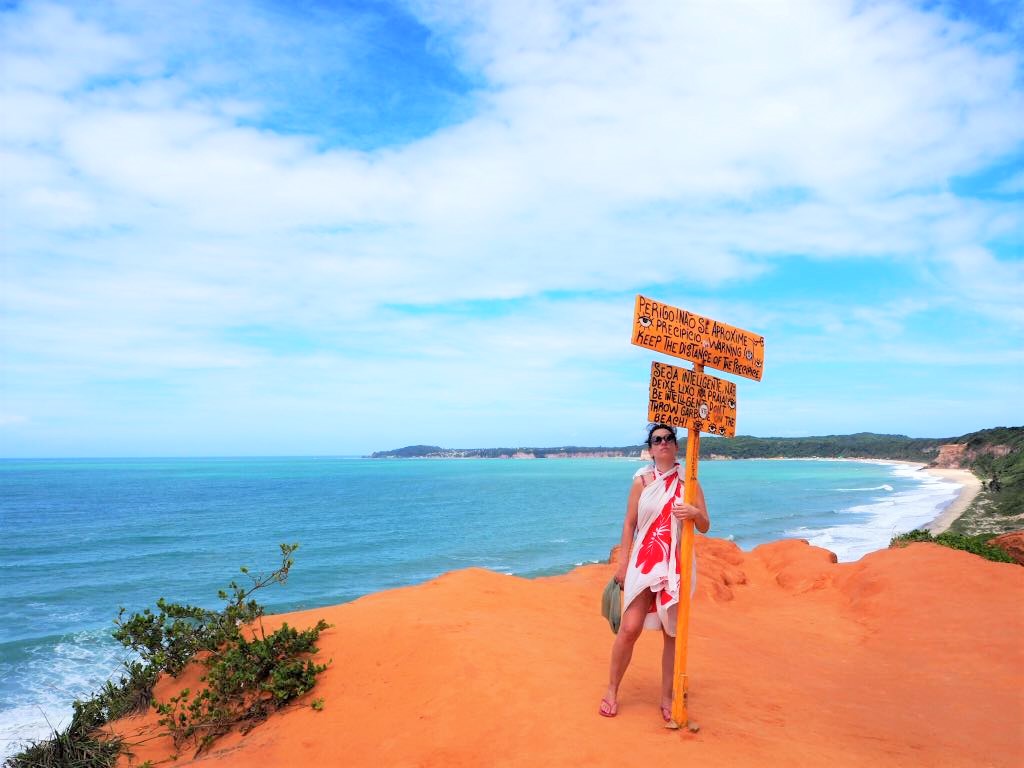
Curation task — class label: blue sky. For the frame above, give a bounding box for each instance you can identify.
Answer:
[1,0,1022,457]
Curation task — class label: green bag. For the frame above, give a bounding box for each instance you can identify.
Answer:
[601,577,622,634]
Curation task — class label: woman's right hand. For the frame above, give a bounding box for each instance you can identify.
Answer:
[614,565,627,587]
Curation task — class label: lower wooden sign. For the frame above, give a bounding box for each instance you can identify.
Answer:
[648,361,737,437]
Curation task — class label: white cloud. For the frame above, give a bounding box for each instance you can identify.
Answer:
[410,0,1023,198]
[1,2,140,91]
[932,245,1024,324]
[1,0,1022,452]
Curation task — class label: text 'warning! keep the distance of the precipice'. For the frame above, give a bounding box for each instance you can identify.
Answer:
[631,295,765,381]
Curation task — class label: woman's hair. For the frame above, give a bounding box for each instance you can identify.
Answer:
[646,423,678,447]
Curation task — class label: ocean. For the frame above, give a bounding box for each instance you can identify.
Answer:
[0,456,961,757]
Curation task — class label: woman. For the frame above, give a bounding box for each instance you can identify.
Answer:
[599,423,710,721]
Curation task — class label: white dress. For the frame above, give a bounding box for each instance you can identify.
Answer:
[623,463,696,635]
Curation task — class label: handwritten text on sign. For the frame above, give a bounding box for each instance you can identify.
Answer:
[632,295,765,381]
[648,361,738,437]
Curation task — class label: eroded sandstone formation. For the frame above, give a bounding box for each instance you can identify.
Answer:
[106,535,1023,768]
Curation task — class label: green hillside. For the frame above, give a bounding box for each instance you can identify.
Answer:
[371,432,951,461]
[947,427,1024,535]
[697,432,947,461]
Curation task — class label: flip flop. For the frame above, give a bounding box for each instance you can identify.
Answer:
[599,698,618,718]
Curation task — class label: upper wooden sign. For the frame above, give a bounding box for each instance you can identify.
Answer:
[648,361,737,436]
[631,295,765,381]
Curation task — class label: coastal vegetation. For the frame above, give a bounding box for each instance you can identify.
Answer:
[370,443,640,458]
[889,529,1015,564]
[371,429,1022,464]
[370,431,955,460]
[5,545,329,768]
[946,427,1024,536]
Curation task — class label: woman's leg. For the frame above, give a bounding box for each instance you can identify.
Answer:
[660,631,675,719]
[601,589,655,715]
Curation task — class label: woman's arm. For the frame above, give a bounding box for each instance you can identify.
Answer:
[613,477,643,584]
[671,480,710,534]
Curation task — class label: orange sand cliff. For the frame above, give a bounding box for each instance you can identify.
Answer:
[109,538,1024,767]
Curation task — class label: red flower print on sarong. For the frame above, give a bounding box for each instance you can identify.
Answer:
[624,463,687,635]
[634,503,672,574]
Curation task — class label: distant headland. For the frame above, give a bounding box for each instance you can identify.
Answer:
[369,427,1021,465]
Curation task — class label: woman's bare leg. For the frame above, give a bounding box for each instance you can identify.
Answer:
[660,631,675,718]
[601,589,655,715]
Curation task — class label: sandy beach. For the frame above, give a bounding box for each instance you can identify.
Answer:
[846,460,983,535]
[105,535,1024,768]
[924,467,983,534]
[761,458,984,541]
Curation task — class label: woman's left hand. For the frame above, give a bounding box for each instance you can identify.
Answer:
[671,481,710,534]
[670,501,702,522]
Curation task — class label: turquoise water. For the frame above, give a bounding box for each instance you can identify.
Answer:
[0,456,960,755]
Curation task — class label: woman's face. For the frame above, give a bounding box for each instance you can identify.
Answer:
[649,429,677,459]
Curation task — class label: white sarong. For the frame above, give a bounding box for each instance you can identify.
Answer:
[623,463,694,636]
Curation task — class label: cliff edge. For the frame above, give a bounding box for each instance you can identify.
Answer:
[108,538,1024,767]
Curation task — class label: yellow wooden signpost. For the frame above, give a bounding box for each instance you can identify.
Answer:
[631,294,765,730]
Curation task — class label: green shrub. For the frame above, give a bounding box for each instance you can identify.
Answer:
[153,618,329,752]
[890,529,1015,564]
[3,728,122,768]
[5,544,330,766]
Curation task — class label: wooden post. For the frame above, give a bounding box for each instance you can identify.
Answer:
[632,294,765,733]
[670,363,702,729]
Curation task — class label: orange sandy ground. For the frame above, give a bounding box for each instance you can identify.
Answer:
[108,538,1024,767]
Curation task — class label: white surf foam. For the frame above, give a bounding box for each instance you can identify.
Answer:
[785,464,961,563]
[0,630,124,761]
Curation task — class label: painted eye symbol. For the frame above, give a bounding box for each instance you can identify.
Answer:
[719,426,727,435]
[745,349,753,360]
[639,316,652,327]
[756,359,762,367]
[728,399,736,409]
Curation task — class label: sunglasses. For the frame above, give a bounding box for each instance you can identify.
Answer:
[651,433,676,445]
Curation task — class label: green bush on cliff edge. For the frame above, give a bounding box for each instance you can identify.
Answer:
[5,544,330,768]
[889,529,1015,564]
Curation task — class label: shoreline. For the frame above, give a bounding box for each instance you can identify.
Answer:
[923,467,983,534]
[756,457,982,535]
